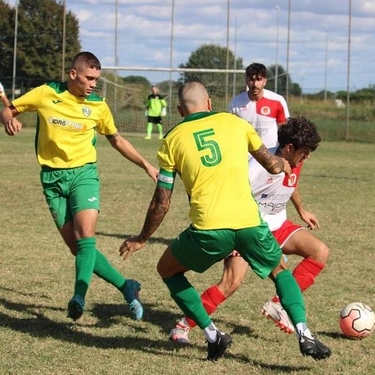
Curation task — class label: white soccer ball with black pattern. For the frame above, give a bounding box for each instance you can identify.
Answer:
[339,302,375,339]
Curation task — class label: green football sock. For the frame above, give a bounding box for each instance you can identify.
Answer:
[147,123,153,136]
[74,237,97,298]
[163,274,212,329]
[94,249,126,290]
[275,269,306,325]
[156,124,163,136]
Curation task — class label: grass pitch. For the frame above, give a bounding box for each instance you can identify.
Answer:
[0,129,374,375]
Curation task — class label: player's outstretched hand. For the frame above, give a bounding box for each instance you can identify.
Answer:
[145,164,159,183]
[119,237,144,260]
[4,118,22,136]
[299,209,320,230]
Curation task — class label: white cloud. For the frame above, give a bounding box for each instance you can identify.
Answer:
[74,9,93,22]
[6,0,375,92]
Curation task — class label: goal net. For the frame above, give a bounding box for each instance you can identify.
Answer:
[98,67,245,135]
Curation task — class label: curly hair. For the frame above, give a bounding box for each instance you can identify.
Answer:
[278,116,321,151]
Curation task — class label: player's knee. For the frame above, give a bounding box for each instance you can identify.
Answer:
[314,242,330,264]
[156,248,182,278]
[156,259,165,278]
[65,241,77,256]
[269,263,287,281]
[69,247,77,256]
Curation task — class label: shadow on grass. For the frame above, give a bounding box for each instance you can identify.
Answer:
[90,301,179,333]
[318,330,351,340]
[0,294,313,370]
[0,294,178,335]
[0,285,50,299]
[96,231,172,246]
[0,296,189,354]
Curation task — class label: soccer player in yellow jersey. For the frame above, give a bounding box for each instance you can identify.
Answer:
[119,82,331,361]
[0,51,158,322]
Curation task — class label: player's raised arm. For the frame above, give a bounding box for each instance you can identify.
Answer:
[250,143,291,176]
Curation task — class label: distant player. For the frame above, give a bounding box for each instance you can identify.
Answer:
[228,62,289,148]
[145,85,167,140]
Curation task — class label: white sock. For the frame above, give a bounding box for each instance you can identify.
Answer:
[179,317,191,328]
[203,322,218,343]
[296,323,313,339]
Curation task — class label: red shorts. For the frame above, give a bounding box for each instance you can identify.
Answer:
[229,220,305,258]
[272,220,305,248]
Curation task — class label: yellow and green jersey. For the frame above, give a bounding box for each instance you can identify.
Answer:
[157,112,263,230]
[12,81,117,168]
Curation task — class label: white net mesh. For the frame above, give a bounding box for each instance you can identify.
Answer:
[98,67,245,134]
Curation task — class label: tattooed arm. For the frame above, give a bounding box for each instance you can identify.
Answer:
[119,186,172,260]
[251,144,291,176]
[137,186,171,243]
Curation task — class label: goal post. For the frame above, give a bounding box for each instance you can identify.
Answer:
[98,67,245,134]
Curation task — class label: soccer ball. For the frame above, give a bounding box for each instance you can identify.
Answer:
[339,302,375,339]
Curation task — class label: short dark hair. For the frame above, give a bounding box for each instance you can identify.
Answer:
[245,63,267,79]
[278,116,321,151]
[71,51,101,70]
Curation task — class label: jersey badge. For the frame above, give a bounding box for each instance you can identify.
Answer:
[82,107,92,117]
[260,106,271,116]
[284,173,298,187]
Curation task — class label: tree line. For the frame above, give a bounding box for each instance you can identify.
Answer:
[0,0,80,91]
[1,0,374,103]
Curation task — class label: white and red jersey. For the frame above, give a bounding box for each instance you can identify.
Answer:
[249,147,302,231]
[228,89,289,148]
[0,81,5,97]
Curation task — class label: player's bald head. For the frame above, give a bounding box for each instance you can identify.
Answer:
[177,82,211,116]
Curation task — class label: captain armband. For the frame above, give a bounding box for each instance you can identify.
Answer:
[157,169,176,189]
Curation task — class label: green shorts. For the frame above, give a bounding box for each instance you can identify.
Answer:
[170,222,281,279]
[40,163,100,229]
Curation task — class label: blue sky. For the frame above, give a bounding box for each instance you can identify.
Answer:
[7,0,375,93]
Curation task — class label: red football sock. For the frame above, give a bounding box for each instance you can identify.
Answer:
[292,258,325,292]
[186,285,226,328]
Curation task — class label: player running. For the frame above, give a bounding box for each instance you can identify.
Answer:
[0,52,158,321]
